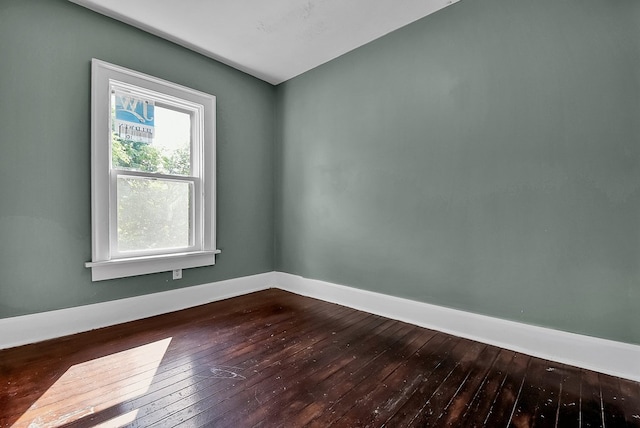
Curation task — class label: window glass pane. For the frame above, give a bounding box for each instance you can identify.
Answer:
[111,92,191,176]
[117,176,192,252]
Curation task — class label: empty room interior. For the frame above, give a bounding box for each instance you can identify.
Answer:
[1,0,639,426]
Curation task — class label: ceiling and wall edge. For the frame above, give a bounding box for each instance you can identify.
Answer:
[68,0,265,82]
[67,0,461,84]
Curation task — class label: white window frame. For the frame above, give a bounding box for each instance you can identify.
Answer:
[86,59,219,281]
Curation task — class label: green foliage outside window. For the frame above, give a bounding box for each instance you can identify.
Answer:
[112,135,190,176]
[112,135,192,252]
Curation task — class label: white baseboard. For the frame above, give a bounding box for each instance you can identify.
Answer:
[2,270,638,382]
[274,272,640,382]
[0,272,275,350]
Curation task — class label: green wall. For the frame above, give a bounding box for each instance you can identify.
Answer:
[2,0,639,346]
[0,0,275,317]
[276,0,640,344]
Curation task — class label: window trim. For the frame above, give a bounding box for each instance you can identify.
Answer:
[86,59,219,281]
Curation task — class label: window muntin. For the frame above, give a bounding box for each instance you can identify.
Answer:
[86,59,218,281]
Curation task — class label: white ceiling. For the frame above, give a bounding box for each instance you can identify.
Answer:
[69,0,459,85]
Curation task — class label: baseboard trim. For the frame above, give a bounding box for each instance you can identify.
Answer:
[2,270,638,382]
[0,272,275,350]
[274,272,640,382]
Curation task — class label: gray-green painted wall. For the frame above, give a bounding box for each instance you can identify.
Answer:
[2,0,639,346]
[0,0,275,317]
[276,0,640,344]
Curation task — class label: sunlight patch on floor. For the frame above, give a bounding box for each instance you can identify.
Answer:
[14,338,171,427]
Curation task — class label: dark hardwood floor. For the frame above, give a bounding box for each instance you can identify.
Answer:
[1,289,638,427]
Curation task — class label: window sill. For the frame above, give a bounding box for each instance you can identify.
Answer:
[86,250,221,281]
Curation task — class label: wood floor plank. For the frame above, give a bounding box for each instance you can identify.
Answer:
[599,373,630,427]
[309,332,452,427]
[127,306,373,426]
[400,340,488,427]
[64,300,349,427]
[530,362,565,427]
[1,289,638,428]
[6,293,345,427]
[617,377,640,427]
[4,294,321,426]
[431,344,502,426]
[278,321,416,427]
[280,323,432,427]
[474,345,530,427]
[554,365,582,428]
[412,346,500,426]
[454,348,523,426]
[216,317,405,427]
[149,311,384,427]
[384,339,487,426]
[581,369,606,428]
[509,357,559,427]
[125,304,360,425]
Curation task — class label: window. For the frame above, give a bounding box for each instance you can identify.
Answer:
[86,59,218,281]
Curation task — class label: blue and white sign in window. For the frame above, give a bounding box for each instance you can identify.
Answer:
[114,91,155,144]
